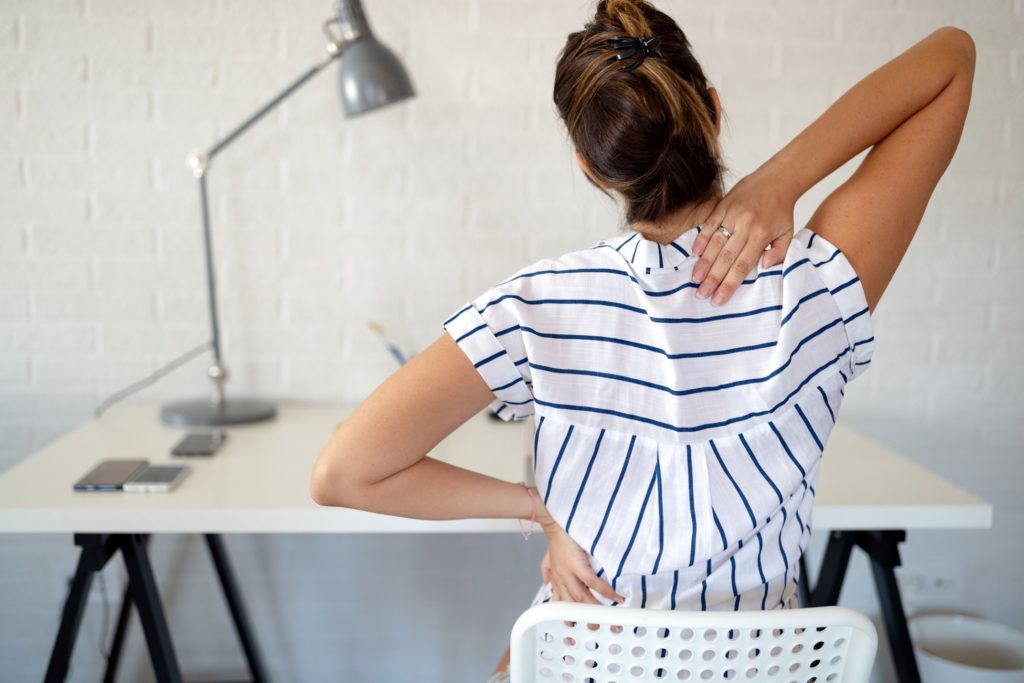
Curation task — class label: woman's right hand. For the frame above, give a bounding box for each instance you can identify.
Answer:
[690,167,799,306]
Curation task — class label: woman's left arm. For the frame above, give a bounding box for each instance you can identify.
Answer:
[310,329,552,525]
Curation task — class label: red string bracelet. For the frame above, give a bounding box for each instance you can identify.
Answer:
[517,481,538,540]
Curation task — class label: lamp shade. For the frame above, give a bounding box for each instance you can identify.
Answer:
[336,0,415,117]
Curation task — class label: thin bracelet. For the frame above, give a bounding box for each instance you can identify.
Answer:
[517,481,538,540]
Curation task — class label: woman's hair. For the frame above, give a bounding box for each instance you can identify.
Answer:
[553,0,726,226]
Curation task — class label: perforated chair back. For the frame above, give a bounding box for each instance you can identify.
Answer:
[510,601,877,683]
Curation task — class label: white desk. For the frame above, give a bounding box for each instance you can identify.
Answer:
[0,402,993,683]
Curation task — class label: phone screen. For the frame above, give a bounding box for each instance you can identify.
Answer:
[74,459,149,491]
[172,431,227,456]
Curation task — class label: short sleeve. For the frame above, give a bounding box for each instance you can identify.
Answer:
[796,227,876,382]
[442,265,538,421]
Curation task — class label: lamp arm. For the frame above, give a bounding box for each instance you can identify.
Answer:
[188,20,357,407]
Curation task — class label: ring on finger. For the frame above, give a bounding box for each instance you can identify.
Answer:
[716,225,732,239]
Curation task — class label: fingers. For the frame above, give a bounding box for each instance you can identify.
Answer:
[692,206,728,258]
[695,227,750,304]
[691,220,732,288]
[581,567,626,603]
[708,236,766,306]
[762,232,793,269]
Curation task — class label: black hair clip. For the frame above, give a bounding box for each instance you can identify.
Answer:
[611,35,663,71]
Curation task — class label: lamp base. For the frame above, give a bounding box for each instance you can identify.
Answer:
[160,397,277,426]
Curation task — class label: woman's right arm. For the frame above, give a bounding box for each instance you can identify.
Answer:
[694,26,976,310]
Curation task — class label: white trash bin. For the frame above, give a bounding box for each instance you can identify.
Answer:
[909,614,1024,682]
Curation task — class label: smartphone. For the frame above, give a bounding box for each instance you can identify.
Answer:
[171,431,227,456]
[73,459,150,491]
[122,465,191,493]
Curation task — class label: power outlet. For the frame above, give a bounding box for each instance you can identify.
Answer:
[897,567,961,601]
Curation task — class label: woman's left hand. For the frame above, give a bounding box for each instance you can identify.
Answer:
[690,167,797,306]
[538,515,625,605]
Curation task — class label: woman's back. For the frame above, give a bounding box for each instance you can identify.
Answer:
[442,222,873,610]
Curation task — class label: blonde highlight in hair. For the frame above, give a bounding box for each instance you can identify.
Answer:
[554,0,726,225]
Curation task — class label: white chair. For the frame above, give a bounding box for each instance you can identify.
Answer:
[510,601,877,683]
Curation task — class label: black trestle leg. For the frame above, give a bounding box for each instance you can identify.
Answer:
[867,532,922,683]
[810,531,855,607]
[45,535,103,683]
[120,533,183,683]
[205,533,270,683]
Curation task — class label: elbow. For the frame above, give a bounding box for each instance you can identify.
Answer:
[310,458,348,508]
[939,26,976,73]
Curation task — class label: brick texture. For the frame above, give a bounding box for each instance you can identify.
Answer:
[0,1,1021,681]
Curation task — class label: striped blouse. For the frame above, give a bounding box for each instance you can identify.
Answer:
[441,224,874,612]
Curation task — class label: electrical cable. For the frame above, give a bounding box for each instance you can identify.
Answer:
[93,340,213,419]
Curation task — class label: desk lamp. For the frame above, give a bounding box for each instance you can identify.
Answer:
[160,0,415,427]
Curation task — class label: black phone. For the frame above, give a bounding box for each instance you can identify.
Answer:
[73,459,150,491]
[171,431,227,457]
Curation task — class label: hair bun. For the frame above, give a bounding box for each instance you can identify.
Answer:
[600,0,654,37]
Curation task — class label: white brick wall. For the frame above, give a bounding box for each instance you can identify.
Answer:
[1,1,1021,681]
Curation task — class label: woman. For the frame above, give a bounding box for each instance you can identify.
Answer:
[310,1,975,680]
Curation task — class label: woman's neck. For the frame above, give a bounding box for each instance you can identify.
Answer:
[632,194,722,245]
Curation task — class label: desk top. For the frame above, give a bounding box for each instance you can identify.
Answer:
[0,402,992,534]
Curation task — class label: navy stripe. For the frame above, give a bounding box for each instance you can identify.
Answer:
[652,453,665,574]
[513,324,779,359]
[710,440,757,528]
[492,375,524,392]
[808,231,816,248]
[847,307,869,324]
[686,445,697,566]
[528,316,844,398]
[712,508,728,550]
[499,264,784,297]
[795,509,805,535]
[533,345,853,434]
[756,532,767,609]
[701,559,710,610]
[480,293,647,316]
[768,420,805,477]
[454,322,487,343]
[817,386,835,422]
[795,403,823,451]
[778,507,790,574]
[657,243,664,268]
[670,241,690,258]
[565,428,604,533]
[591,435,636,556]
[814,249,840,267]
[641,575,648,608]
[480,292,807,326]
[614,458,659,579]
[474,349,507,369]
[442,303,472,326]
[832,276,859,296]
[779,287,830,327]
[631,237,641,261]
[651,303,783,324]
[732,538,743,610]
[739,433,783,504]
[839,369,848,383]
[616,233,638,251]
[783,257,812,277]
[671,570,679,610]
[532,415,545,471]
[853,336,874,347]
[543,425,574,505]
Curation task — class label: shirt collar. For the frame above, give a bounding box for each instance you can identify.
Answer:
[602,224,702,271]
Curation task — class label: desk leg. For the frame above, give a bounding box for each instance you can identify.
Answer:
[808,530,922,683]
[120,533,183,683]
[205,534,269,683]
[103,535,150,683]
[45,535,114,682]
